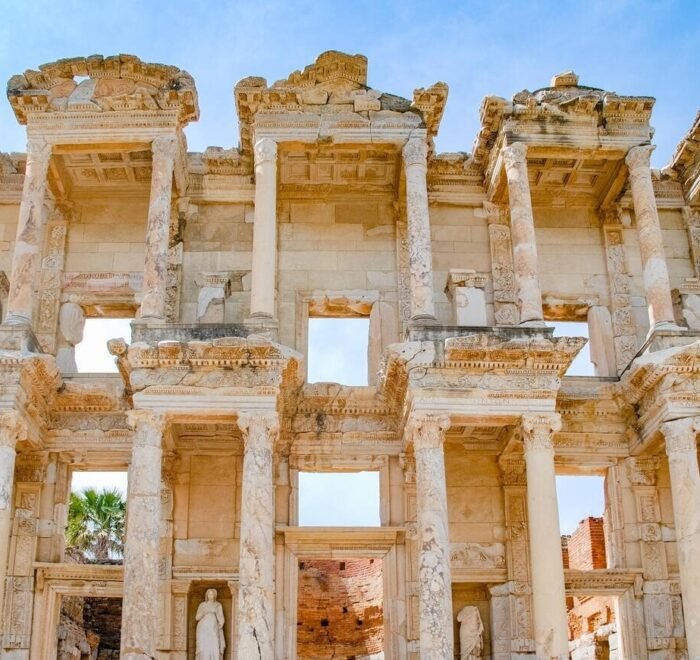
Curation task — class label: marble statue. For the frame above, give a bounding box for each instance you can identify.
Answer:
[457,605,484,660]
[195,589,225,659]
[55,297,85,373]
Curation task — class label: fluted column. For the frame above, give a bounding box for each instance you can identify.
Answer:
[521,413,568,659]
[403,138,437,322]
[661,417,700,659]
[407,412,452,659]
[0,411,25,617]
[625,145,676,328]
[121,410,165,660]
[140,135,177,321]
[250,138,278,319]
[4,138,52,325]
[236,411,278,659]
[502,142,544,325]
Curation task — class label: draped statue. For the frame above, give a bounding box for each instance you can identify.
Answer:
[458,605,484,660]
[195,589,225,659]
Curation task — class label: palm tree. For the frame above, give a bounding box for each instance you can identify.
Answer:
[65,488,126,561]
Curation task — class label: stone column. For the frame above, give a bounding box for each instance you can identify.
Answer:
[249,138,278,319]
[140,135,177,321]
[0,412,25,618]
[625,145,676,328]
[407,412,453,659]
[121,410,165,660]
[502,142,544,325]
[661,417,700,659]
[403,138,437,322]
[4,138,52,325]
[236,412,278,659]
[520,413,568,659]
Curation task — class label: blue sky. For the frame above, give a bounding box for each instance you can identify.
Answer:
[1,0,698,166]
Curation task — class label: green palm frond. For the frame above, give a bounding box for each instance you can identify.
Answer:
[65,487,126,561]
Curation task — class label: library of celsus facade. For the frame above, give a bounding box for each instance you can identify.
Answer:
[1,49,700,658]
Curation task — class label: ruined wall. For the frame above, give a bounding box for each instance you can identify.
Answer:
[296,558,384,659]
[568,517,607,570]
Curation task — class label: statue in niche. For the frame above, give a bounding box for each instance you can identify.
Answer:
[458,605,484,660]
[195,588,225,659]
[55,296,85,373]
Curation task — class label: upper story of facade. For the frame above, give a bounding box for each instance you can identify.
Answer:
[0,50,698,395]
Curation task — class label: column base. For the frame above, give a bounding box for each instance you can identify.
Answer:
[244,315,279,340]
[519,319,547,328]
[409,315,438,327]
[0,324,41,352]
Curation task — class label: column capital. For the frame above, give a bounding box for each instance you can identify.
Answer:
[625,144,655,173]
[402,137,428,168]
[151,134,178,160]
[520,413,561,452]
[127,410,167,446]
[0,411,25,449]
[661,417,700,455]
[237,411,279,450]
[405,412,450,450]
[26,136,51,160]
[254,137,278,165]
[502,141,528,168]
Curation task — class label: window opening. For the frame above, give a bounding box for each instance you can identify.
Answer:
[298,471,380,526]
[67,471,128,562]
[548,321,594,376]
[307,317,369,386]
[75,318,132,373]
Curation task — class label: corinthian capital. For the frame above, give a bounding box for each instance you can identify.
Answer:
[151,134,178,161]
[237,412,279,451]
[661,417,700,455]
[254,138,278,165]
[26,137,51,161]
[405,412,450,451]
[520,413,561,452]
[127,410,167,447]
[402,138,428,168]
[0,411,26,449]
[502,142,528,170]
[625,144,655,173]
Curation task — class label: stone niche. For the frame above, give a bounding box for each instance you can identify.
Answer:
[452,584,491,659]
[187,582,234,660]
[297,558,384,659]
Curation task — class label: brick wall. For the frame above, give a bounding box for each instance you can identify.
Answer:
[567,517,607,570]
[297,558,383,658]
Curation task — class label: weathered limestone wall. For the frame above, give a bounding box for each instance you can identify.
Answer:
[429,205,491,325]
[0,205,18,274]
[180,202,252,323]
[171,453,242,569]
[64,197,148,273]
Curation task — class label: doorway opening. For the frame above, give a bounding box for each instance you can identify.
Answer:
[57,594,122,659]
[297,558,384,659]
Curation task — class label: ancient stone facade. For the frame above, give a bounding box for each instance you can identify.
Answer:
[0,51,698,659]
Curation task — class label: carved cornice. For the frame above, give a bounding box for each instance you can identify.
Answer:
[669,109,700,204]
[7,54,198,126]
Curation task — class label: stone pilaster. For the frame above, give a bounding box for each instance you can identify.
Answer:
[249,138,278,319]
[140,135,177,321]
[502,142,544,325]
[625,145,677,329]
[520,413,568,659]
[0,412,25,623]
[5,138,52,325]
[121,410,166,660]
[485,202,519,326]
[403,138,437,322]
[661,417,700,659]
[236,411,278,659]
[406,412,452,660]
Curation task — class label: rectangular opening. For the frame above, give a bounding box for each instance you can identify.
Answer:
[57,594,122,658]
[298,471,380,526]
[567,593,618,655]
[556,475,607,568]
[307,317,370,386]
[67,471,128,562]
[75,318,132,373]
[548,321,594,376]
[297,558,383,658]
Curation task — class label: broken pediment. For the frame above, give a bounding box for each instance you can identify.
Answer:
[234,50,448,161]
[7,54,199,125]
